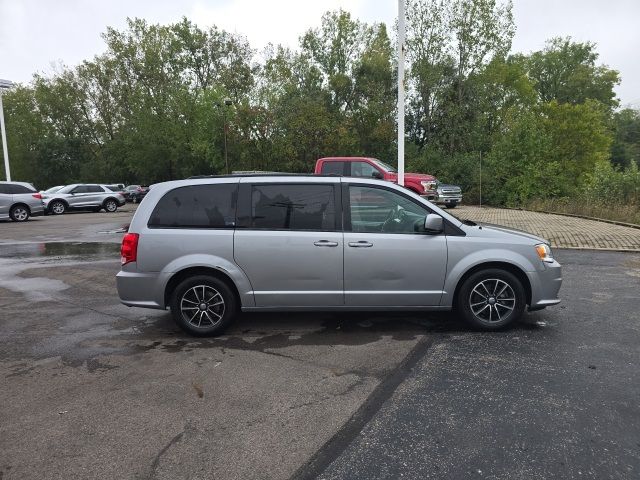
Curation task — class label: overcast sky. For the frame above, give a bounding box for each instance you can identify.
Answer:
[1,0,638,106]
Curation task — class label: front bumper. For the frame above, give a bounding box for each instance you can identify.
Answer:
[437,195,463,204]
[420,193,438,201]
[527,259,562,310]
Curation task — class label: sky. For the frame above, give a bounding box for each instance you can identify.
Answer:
[0,0,638,107]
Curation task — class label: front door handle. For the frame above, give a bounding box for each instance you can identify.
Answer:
[314,240,339,247]
[348,241,373,248]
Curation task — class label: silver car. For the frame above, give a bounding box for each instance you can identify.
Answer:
[43,184,126,214]
[0,181,45,222]
[117,175,562,336]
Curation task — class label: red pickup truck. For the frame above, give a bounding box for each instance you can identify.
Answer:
[314,157,438,200]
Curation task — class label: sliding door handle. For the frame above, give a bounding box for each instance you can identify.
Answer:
[348,241,373,248]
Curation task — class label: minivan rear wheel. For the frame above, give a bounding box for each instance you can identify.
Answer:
[456,269,526,330]
[170,275,237,336]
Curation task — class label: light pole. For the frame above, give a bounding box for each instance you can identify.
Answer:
[215,98,233,174]
[0,78,14,181]
[397,0,406,186]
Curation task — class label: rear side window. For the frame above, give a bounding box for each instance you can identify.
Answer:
[148,184,237,228]
[88,185,105,193]
[321,161,345,175]
[4,184,35,194]
[249,184,336,231]
[350,161,380,178]
[0,185,9,194]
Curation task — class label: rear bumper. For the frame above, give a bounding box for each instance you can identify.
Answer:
[116,269,166,309]
[31,204,45,217]
[527,260,562,309]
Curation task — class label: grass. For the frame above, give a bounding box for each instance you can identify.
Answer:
[525,198,640,226]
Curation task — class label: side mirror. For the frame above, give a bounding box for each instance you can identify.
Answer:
[424,214,444,234]
[371,170,383,179]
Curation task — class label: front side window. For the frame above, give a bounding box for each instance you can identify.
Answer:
[349,185,429,234]
[350,161,381,178]
[250,184,336,231]
[148,184,237,228]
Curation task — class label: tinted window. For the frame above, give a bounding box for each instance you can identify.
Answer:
[349,185,428,234]
[88,185,105,193]
[149,184,237,228]
[0,185,10,194]
[321,161,345,175]
[250,184,336,231]
[11,184,35,194]
[350,161,380,178]
[71,186,89,194]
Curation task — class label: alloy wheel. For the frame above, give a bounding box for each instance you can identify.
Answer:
[180,285,225,328]
[12,207,28,221]
[468,278,516,323]
[51,202,65,214]
[105,200,117,212]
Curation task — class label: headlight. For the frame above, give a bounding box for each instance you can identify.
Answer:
[421,181,436,191]
[535,244,554,263]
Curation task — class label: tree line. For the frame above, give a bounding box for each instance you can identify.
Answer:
[2,0,639,212]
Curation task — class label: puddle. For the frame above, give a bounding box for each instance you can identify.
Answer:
[0,242,120,259]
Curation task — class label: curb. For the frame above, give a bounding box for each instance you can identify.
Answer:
[479,205,640,230]
[553,246,640,254]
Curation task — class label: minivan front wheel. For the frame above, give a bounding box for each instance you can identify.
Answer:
[170,275,237,336]
[456,269,526,330]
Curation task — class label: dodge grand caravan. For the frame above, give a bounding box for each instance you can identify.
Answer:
[116,175,562,336]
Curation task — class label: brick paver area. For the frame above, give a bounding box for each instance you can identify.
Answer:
[452,206,640,251]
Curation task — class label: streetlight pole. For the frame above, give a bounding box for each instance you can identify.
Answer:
[0,79,14,182]
[397,0,406,187]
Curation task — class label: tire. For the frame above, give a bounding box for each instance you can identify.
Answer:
[49,200,66,215]
[103,198,118,213]
[93,207,102,213]
[9,204,30,222]
[445,203,457,209]
[455,268,526,330]
[169,275,238,336]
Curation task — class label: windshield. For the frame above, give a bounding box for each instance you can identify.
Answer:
[372,159,397,173]
[57,185,77,194]
[44,186,63,193]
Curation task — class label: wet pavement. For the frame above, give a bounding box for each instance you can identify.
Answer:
[0,213,639,479]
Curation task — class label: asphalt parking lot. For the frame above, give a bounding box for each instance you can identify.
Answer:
[1,209,639,479]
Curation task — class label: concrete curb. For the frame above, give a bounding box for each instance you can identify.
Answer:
[486,205,640,230]
[553,246,640,254]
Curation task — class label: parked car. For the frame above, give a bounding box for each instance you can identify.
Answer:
[124,185,150,203]
[435,182,463,208]
[42,184,126,215]
[0,181,45,222]
[116,175,562,337]
[315,157,438,200]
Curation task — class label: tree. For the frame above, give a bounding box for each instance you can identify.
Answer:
[525,37,620,109]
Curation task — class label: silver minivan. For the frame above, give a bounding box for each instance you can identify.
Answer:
[117,175,562,336]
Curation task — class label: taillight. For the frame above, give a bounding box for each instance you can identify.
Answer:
[32,193,42,199]
[121,233,139,265]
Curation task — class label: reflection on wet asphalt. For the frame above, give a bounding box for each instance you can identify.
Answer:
[0,242,120,258]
